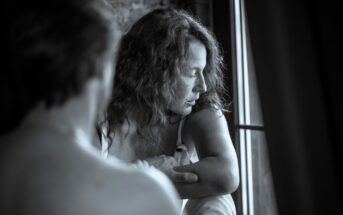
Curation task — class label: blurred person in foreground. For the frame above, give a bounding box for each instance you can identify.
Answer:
[0,1,180,215]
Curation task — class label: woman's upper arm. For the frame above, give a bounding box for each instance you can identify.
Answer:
[184,108,236,161]
[179,108,239,194]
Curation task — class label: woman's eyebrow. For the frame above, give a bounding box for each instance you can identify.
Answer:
[189,66,205,71]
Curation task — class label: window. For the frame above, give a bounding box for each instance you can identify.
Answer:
[231,0,278,214]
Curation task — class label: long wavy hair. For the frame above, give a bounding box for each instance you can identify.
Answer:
[103,8,227,151]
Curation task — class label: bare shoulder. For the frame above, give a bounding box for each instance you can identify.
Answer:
[58,145,180,215]
[184,108,229,137]
[0,135,179,215]
[87,159,181,215]
[182,107,233,158]
[123,167,180,214]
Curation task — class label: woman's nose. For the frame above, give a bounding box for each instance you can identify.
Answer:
[195,73,207,93]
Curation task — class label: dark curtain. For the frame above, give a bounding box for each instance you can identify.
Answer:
[245,0,342,214]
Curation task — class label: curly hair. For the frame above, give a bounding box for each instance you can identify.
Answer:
[1,0,116,134]
[104,8,227,149]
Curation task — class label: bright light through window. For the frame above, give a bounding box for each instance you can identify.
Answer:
[231,0,278,214]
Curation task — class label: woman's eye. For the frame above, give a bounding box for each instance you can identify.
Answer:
[188,70,197,77]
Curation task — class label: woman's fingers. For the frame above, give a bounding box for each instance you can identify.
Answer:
[171,171,198,183]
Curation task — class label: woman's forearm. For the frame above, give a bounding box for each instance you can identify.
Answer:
[174,156,239,198]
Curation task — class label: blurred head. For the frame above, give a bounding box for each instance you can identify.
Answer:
[105,8,226,144]
[1,0,117,133]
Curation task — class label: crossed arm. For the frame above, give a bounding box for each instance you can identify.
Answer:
[95,107,239,199]
[173,108,239,199]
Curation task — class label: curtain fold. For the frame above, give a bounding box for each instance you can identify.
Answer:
[244,0,342,214]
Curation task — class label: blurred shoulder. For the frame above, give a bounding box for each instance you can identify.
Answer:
[98,161,181,215]
[0,134,180,215]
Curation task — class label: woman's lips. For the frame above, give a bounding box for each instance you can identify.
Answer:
[186,100,196,106]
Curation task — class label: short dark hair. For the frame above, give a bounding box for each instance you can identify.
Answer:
[0,0,116,133]
[104,8,226,149]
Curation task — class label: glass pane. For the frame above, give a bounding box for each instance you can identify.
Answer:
[251,130,278,215]
[245,19,263,127]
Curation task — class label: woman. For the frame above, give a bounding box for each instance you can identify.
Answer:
[99,8,239,214]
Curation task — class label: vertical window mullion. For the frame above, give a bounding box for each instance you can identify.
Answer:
[233,0,278,214]
[241,0,255,214]
[234,0,249,214]
[239,129,248,215]
[234,0,254,214]
[234,0,245,126]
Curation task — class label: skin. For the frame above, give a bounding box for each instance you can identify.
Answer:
[106,40,239,199]
[167,40,239,198]
[174,108,239,198]
[168,40,208,116]
[0,60,180,215]
[0,124,180,215]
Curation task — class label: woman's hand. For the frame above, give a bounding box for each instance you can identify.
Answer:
[145,155,198,183]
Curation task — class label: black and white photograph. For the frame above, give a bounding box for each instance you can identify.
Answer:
[1,0,341,214]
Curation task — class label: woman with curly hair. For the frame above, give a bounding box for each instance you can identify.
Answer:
[98,8,239,214]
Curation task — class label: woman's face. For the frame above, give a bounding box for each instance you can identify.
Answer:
[168,40,207,116]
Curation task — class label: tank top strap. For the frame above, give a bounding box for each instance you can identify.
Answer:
[174,117,190,165]
[99,125,109,158]
[101,137,109,158]
[176,117,186,148]
[175,117,199,163]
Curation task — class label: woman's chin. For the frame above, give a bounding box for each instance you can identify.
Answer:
[169,105,193,117]
[179,107,193,116]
